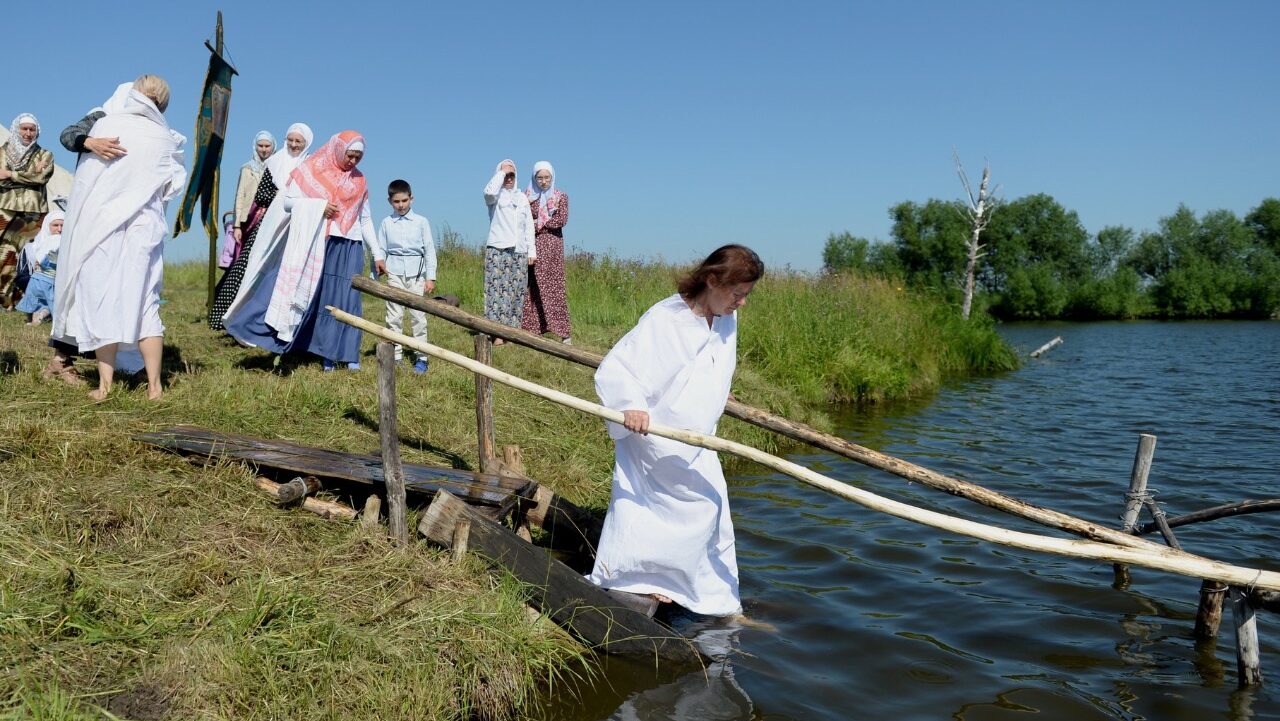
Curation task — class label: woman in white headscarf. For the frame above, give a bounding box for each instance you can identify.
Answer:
[482,158,535,336]
[16,210,63,323]
[209,122,312,330]
[0,113,55,308]
[232,130,276,246]
[521,161,573,343]
[53,75,187,401]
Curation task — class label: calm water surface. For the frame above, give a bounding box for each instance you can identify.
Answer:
[543,321,1280,721]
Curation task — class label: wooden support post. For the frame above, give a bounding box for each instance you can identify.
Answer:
[1142,497,1182,551]
[475,334,497,475]
[1230,586,1263,686]
[1114,433,1157,588]
[452,519,471,563]
[1195,581,1228,640]
[500,444,533,540]
[1121,434,1157,532]
[377,342,409,545]
[360,495,382,530]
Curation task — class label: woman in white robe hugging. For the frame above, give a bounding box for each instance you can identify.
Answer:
[52,75,186,401]
[588,244,765,617]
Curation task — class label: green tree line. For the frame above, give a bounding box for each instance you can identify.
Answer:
[823,196,1280,320]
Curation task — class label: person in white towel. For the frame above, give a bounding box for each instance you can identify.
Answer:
[587,244,765,617]
[52,75,186,401]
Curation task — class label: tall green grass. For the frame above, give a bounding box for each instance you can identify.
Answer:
[0,244,1014,719]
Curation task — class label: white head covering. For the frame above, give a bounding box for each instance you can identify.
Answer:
[347,140,365,153]
[263,122,313,188]
[24,210,64,272]
[100,82,135,115]
[5,113,41,169]
[525,160,556,203]
[244,130,276,174]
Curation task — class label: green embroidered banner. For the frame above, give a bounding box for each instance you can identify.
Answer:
[174,14,238,309]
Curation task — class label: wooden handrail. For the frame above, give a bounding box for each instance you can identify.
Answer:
[350,275,1164,551]
[329,305,1280,592]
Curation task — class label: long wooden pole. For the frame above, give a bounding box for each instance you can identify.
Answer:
[327,306,1280,592]
[348,276,1167,553]
[1138,498,1280,535]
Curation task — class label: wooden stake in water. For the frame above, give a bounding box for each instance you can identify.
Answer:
[377,342,409,545]
[1195,581,1228,640]
[1115,434,1157,587]
[1230,586,1263,686]
[1122,434,1157,533]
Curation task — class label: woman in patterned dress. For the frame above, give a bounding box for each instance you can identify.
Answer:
[482,159,535,338]
[208,122,313,330]
[521,161,572,343]
[0,113,54,309]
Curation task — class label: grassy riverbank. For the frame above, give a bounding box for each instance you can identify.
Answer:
[0,246,1015,719]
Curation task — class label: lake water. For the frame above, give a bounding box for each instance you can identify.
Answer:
[541,321,1280,721]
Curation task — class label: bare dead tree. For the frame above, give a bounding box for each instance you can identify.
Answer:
[954,149,997,319]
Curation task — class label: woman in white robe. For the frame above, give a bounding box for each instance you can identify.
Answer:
[588,244,765,617]
[52,75,186,401]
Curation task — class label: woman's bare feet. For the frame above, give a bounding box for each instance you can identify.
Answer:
[43,357,85,386]
[146,385,163,401]
[88,387,110,402]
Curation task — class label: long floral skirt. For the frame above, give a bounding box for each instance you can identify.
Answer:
[484,246,527,328]
[521,233,572,339]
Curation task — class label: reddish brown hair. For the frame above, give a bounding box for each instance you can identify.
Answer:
[677,244,765,299]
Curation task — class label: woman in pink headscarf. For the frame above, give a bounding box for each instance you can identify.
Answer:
[225,131,374,370]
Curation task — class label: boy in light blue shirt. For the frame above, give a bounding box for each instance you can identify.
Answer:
[373,179,437,373]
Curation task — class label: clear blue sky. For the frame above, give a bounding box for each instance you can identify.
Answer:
[14,1,1280,272]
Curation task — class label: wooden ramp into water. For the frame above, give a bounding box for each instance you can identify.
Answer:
[134,425,700,664]
[134,425,530,516]
[420,489,705,665]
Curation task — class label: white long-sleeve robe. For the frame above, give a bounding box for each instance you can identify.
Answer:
[587,294,742,616]
[52,90,185,353]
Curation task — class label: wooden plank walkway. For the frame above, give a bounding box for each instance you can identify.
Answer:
[135,425,530,511]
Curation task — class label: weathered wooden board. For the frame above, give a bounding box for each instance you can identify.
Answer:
[135,425,531,511]
[421,490,705,665]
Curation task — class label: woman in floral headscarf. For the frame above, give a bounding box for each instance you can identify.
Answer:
[209,122,312,330]
[0,113,55,308]
[226,131,374,370]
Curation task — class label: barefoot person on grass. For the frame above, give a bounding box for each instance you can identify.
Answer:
[587,244,764,616]
[53,75,187,401]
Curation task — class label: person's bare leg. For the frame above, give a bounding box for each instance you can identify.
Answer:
[139,336,163,400]
[90,343,117,401]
